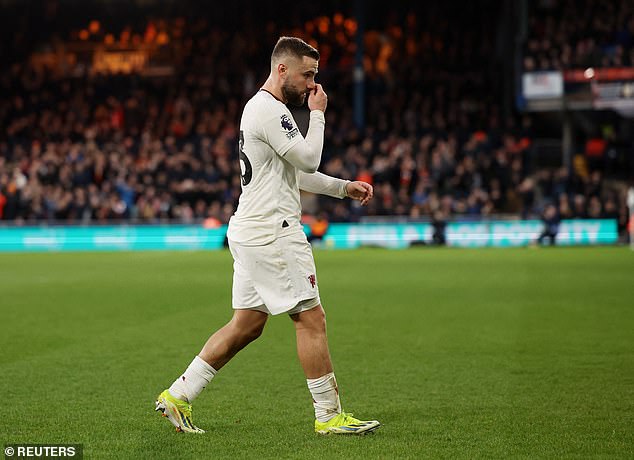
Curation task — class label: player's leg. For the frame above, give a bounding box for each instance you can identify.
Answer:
[156,237,269,433]
[290,304,332,378]
[291,304,380,435]
[199,309,268,370]
[169,236,268,400]
[156,309,267,433]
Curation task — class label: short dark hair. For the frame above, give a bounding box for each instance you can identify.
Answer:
[271,37,320,62]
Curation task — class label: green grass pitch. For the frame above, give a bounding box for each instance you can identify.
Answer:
[1,247,633,459]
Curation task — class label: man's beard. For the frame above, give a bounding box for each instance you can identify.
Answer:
[282,82,307,107]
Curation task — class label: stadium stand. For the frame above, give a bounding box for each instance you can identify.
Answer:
[0,0,632,240]
[523,0,634,71]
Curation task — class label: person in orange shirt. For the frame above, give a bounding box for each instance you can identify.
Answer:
[308,212,329,244]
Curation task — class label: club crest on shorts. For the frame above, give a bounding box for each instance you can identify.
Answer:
[308,274,316,288]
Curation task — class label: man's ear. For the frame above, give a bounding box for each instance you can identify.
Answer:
[277,63,287,78]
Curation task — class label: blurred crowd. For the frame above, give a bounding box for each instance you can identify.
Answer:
[0,1,632,238]
[524,0,634,70]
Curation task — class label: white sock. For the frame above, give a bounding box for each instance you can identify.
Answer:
[307,372,342,422]
[168,356,217,403]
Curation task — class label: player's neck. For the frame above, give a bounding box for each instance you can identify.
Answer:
[261,77,286,104]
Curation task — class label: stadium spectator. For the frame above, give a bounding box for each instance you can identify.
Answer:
[431,209,447,245]
[307,212,330,244]
[536,203,560,246]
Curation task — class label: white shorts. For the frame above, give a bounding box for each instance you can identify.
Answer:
[228,231,321,315]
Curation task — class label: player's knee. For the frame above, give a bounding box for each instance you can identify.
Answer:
[313,305,326,325]
[228,316,266,345]
[227,322,263,348]
[305,305,327,332]
[245,321,265,342]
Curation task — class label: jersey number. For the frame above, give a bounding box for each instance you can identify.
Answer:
[239,130,253,186]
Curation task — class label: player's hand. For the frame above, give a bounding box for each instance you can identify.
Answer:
[308,84,328,113]
[346,181,373,206]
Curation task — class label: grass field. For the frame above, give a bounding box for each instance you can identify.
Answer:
[1,247,633,459]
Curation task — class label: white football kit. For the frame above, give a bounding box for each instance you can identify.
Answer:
[227,90,349,315]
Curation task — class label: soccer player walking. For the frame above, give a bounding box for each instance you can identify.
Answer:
[156,37,379,435]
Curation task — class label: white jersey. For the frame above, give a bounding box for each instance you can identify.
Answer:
[227,90,312,246]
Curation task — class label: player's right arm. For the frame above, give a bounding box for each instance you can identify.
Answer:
[261,85,328,173]
[282,110,325,173]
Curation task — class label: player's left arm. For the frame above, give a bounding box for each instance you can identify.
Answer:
[298,171,373,206]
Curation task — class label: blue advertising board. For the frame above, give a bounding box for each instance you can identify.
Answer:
[0,219,618,252]
[321,219,617,249]
[0,225,228,252]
